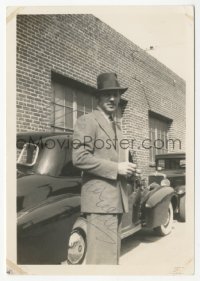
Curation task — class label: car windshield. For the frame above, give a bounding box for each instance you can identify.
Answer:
[157,158,185,170]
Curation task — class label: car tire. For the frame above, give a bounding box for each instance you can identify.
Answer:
[67,229,87,265]
[179,195,186,222]
[154,202,173,236]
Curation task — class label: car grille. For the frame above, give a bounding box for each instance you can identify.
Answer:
[148,175,164,185]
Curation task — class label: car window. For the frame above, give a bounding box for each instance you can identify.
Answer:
[157,158,185,170]
[17,143,39,166]
[33,139,81,177]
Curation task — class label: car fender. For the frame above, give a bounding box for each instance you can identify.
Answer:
[144,186,174,228]
[145,186,174,208]
[17,195,81,264]
[71,216,87,235]
[17,194,80,234]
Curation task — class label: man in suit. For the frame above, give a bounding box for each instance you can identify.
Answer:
[72,73,137,264]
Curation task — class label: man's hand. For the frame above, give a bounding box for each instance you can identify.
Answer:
[118,162,137,176]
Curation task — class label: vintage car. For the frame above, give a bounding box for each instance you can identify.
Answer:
[17,132,178,265]
[148,153,186,222]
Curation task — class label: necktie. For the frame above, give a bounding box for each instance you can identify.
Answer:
[109,116,118,151]
[108,115,113,122]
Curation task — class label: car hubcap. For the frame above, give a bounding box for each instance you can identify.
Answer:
[67,232,85,264]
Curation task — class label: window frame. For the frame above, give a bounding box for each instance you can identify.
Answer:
[51,72,96,133]
[149,111,172,165]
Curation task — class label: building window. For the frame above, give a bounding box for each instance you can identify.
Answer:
[149,112,171,164]
[52,77,97,132]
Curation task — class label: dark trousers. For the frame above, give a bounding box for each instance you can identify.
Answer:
[85,213,123,265]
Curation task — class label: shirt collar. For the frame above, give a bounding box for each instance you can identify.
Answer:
[96,106,113,123]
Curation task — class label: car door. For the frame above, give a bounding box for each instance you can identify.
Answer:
[121,177,142,234]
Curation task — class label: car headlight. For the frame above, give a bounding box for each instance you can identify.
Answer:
[161,179,170,187]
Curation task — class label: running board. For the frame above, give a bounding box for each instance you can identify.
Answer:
[121,224,142,239]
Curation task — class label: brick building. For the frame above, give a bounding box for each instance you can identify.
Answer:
[16,14,186,176]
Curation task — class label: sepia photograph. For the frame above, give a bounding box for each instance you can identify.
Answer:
[6,5,195,276]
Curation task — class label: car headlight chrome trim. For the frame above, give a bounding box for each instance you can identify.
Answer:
[161,179,170,187]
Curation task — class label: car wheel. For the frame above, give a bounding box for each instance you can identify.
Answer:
[154,202,173,236]
[67,229,87,265]
[179,195,186,222]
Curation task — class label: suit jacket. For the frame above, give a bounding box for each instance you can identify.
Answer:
[72,109,129,214]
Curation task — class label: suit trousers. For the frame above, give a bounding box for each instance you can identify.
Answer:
[85,213,123,265]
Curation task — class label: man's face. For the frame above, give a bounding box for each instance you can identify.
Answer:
[97,90,121,115]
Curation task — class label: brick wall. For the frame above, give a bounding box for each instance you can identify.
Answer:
[16,14,186,177]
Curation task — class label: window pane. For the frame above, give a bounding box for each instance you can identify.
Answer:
[92,96,98,110]
[53,79,96,131]
[150,145,153,163]
[54,83,65,106]
[158,159,165,169]
[54,82,74,108]
[151,131,155,143]
[65,87,73,107]
[77,91,93,113]
[77,91,85,112]
[86,108,92,113]
[161,132,165,154]
[65,107,73,129]
[77,110,84,118]
[55,105,64,128]
[149,115,169,162]
[85,94,92,113]
[157,130,162,140]
[153,146,156,160]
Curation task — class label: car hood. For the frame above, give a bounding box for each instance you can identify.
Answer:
[161,169,185,177]
[150,169,185,177]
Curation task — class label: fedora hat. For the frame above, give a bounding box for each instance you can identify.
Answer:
[96,73,128,94]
